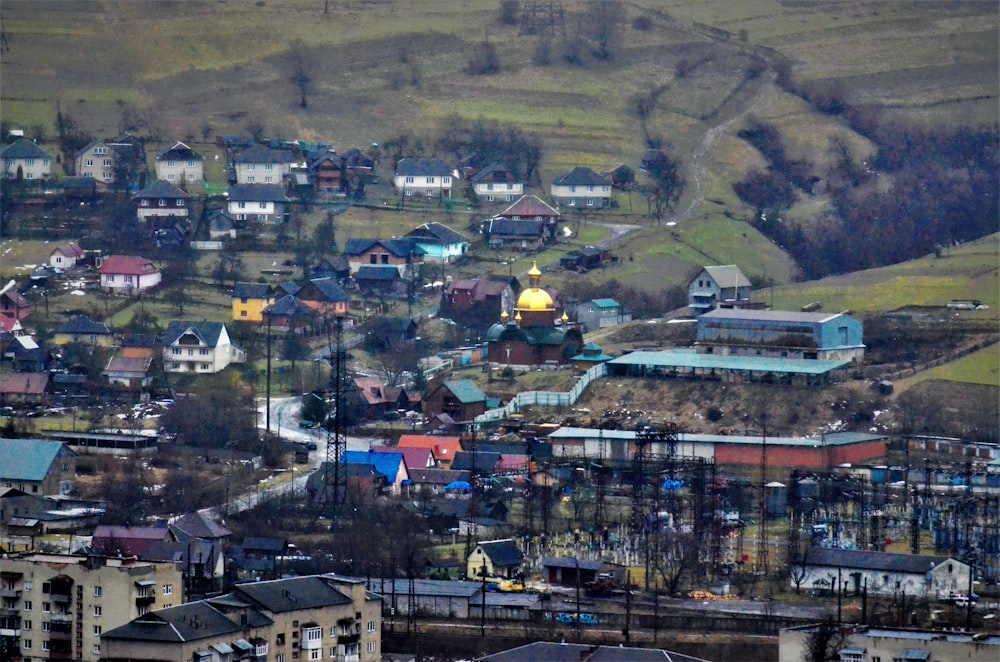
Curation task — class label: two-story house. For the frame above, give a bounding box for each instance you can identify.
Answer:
[75,140,116,184]
[162,321,246,374]
[295,278,350,318]
[154,141,204,184]
[0,438,76,496]
[227,183,289,223]
[0,281,31,324]
[98,256,161,294]
[1,138,52,180]
[394,158,454,198]
[308,149,342,192]
[233,143,294,184]
[342,238,424,277]
[470,163,523,204]
[574,298,631,333]
[132,180,191,222]
[53,314,115,347]
[687,264,752,315]
[231,282,275,322]
[550,166,612,209]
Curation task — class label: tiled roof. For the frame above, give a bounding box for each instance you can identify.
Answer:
[0,438,72,481]
[702,265,751,289]
[497,194,560,218]
[163,321,227,348]
[170,510,232,541]
[104,356,153,375]
[405,222,470,246]
[444,379,487,404]
[233,143,293,164]
[232,282,272,299]
[477,539,524,567]
[58,314,112,335]
[0,138,51,160]
[397,435,463,461]
[395,157,452,177]
[51,243,84,258]
[233,575,353,613]
[301,277,349,303]
[552,165,609,187]
[227,183,289,202]
[156,141,203,161]
[132,179,191,200]
[99,255,159,276]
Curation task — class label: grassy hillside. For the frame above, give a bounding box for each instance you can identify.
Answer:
[1,0,996,299]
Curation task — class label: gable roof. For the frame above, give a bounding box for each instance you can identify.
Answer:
[552,165,609,187]
[805,547,958,575]
[99,255,159,276]
[156,141,203,161]
[132,179,191,200]
[263,294,314,318]
[480,642,711,662]
[163,321,228,348]
[0,439,72,481]
[470,163,519,184]
[481,218,545,238]
[0,372,51,397]
[404,222,470,246]
[170,510,232,541]
[227,183,289,203]
[1,138,51,160]
[343,450,405,484]
[104,356,153,376]
[233,575,353,613]
[407,468,471,485]
[395,157,452,177]
[397,435,463,462]
[443,379,487,404]
[451,450,502,472]
[701,264,751,289]
[476,539,524,567]
[232,282,272,299]
[371,446,435,471]
[342,237,423,258]
[497,194,560,219]
[50,243,85,259]
[233,143,293,164]
[356,265,402,281]
[58,314,112,336]
[299,277,349,303]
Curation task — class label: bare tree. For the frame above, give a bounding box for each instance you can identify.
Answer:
[802,618,847,662]
[584,0,623,60]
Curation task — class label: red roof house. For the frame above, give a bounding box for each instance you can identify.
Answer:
[98,255,162,293]
[397,434,463,469]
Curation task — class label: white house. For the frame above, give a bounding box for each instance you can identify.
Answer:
[49,243,85,269]
[98,255,162,293]
[797,547,971,599]
[470,163,523,204]
[1,138,53,180]
[227,183,289,223]
[233,143,293,184]
[162,321,246,374]
[550,166,611,208]
[154,141,204,184]
[688,264,752,315]
[394,158,454,198]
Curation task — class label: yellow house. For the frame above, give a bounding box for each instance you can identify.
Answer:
[232,282,274,322]
[466,538,524,580]
[53,314,116,346]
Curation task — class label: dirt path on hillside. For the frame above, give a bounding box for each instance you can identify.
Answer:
[670,70,777,226]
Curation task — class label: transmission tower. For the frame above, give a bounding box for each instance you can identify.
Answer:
[594,428,607,531]
[756,424,769,575]
[324,316,346,521]
[519,0,565,36]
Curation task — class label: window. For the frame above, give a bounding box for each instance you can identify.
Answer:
[367,641,376,653]
[138,605,149,616]
[426,176,435,184]
[85,159,94,167]
[22,620,31,630]
[141,199,149,206]
[367,621,376,632]
[103,172,112,180]
[276,633,286,646]
[94,147,107,155]
[443,176,451,184]
[265,163,274,171]
[25,159,35,166]
[199,349,209,356]
[22,639,31,650]
[172,348,181,355]
[23,600,31,610]
[167,173,175,180]
[309,650,320,660]
[247,164,255,171]
[187,160,195,167]
[103,159,112,167]
[167,160,176,167]
[380,254,389,264]
[42,583,50,594]
[42,602,50,613]
[569,185,576,193]
[241,310,248,317]
[42,622,50,632]
[404,176,414,184]
[159,199,167,207]
[586,199,594,206]
[330,648,337,657]
[486,183,493,191]
[404,188,412,196]
[303,627,321,643]
[94,644,101,655]
[200,363,210,371]
[487,194,494,201]
[247,175,255,183]
[42,641,50,652]
[93,625,102,635]
[257,214,268,222]
[238,202,246,209]
[277,656,286,662]
[177,199,185,207]
[265,176,273,183]
[93,605,102,617]
[26,172,34,179]
[237,213,246,221]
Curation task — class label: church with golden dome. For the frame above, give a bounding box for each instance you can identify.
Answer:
[485,262,584,367]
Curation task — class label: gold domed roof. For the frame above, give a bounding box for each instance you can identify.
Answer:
[515,260,554,312]
[516,287,554,311]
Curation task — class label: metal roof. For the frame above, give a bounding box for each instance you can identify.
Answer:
[608,349,849,375]
[0,439,72,481]
[443,379,487,404]
[701,265,751,289]
[547,427,888,449]
[364,577,483,598]
[700,307,847,324]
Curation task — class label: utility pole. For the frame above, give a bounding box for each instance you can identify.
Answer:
[264,312,273,433]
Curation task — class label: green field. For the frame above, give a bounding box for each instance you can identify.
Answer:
[898,343,1000,389]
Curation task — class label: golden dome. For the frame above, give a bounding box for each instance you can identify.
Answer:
[515,260,554,311]
[500,310,509,321]
[514,311,522,322]
[561,311,569,323]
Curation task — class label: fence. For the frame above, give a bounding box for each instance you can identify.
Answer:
[190,240,223,251]
[475,363,607,424]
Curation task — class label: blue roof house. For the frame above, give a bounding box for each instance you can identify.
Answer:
[0,438,76,495]
[343,450,410,495]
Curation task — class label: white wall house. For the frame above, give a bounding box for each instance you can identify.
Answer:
[162,321,246,374]
[470,164,523,203]
[1,139,52,180]
[551,166,611,208]
[155,141,204,184]
[98,255,162,293]
[798,548,971,599]
[227,184,289,223]
[233,143,293,184]
[394,158,454,198]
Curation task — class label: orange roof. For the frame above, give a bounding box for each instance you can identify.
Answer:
[397,434,463,462]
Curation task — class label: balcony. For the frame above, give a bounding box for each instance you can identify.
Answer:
[49,649,73,660]
[0,627,20,637]
[49,629,72,641]
[0,588,21,599]
[135,593,156,606]
[51,593,72,604]
[49,613,73,624]
[0,608,18,618]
